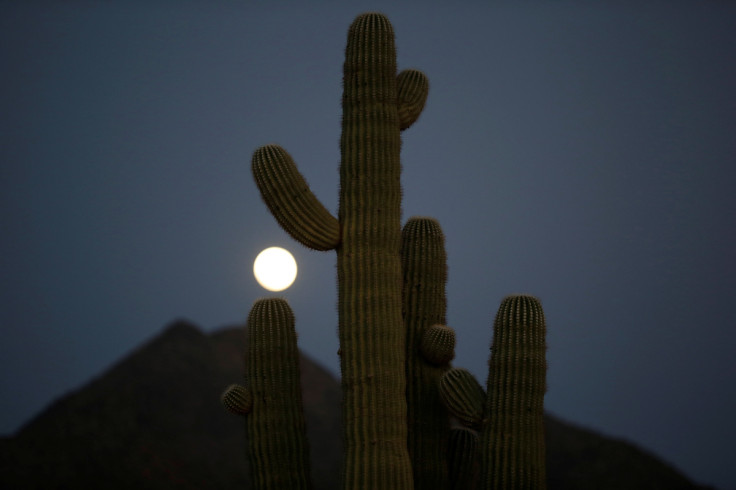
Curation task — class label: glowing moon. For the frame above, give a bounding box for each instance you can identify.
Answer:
[253,247,297,291]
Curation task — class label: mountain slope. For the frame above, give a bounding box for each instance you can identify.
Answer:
[1,320,341,489]
[0,320,709,489]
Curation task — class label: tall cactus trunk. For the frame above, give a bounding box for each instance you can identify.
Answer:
[337,13,412,489]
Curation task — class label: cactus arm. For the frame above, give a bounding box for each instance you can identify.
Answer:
[481,295,547,490]
[439,367,486,431]
[244,298,313,490]
[401,216,452,489]
[397,69,429,130]
[252,144,340,251]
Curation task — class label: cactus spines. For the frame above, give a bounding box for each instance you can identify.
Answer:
[420,324,456,366]
[481,294,547,490]
[439,368,486,431]
[401,216,451,488]
[252,145,340,251]
[245,298,312,490]
[221,383,253,416]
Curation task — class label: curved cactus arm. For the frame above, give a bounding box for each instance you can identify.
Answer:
[481,294,547,490]
[221,383,253,416]
[252,144,340,251]
[448,427,480,490]
[439,367,486,431]
[397,69,429,130]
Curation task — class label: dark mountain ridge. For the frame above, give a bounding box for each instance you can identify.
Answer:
[0,320,712,489]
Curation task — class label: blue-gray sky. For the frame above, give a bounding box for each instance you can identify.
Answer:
[2,1,735,488]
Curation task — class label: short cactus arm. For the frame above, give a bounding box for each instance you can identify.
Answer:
[221,383,253,416]
[439,367,486,431]
[397,69,429,130]
[252,144,340,251]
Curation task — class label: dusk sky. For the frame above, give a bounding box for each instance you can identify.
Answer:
[2,1,735,488]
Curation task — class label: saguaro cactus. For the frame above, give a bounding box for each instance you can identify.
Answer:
[439,295,547,490]
[481,295,547,490]
[401,217,454,489]
[222,298,312,490]
[231,11,548,490]
[251,12,428,489]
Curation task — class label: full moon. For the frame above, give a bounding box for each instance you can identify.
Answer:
[253,247,298,292]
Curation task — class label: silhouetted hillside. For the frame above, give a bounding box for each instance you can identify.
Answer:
[0,320,712,489]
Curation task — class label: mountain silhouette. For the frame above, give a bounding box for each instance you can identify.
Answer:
[0,320,712,489]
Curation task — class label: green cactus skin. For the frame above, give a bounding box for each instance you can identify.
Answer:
[335,14,426,488]
[448,427,480,490]
[221,383,253,416]
[481,295,547,490]
[401,217,452,489]
[245,298,313,490]
[252,145,340,251]
[420,324,456,366]
[439,367,486,431]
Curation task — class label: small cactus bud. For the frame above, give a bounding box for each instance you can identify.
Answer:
[221,383,252,416]
[420,324,456,365]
